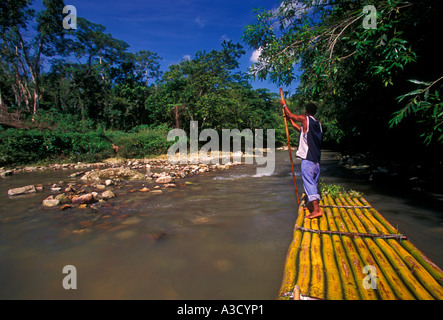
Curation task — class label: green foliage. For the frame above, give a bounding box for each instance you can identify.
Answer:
[111,125,174,158]
[0,125,176,166]
[390,77,443,145]
[243,0,443,152]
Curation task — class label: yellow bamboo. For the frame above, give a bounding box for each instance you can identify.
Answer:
[386,239,443,299]
[329,195,377,300]
[309,217,325,299]
[278,206,305,298]
[347,197,442,299]
[349,196,429,299]
[323,196,359,299]
[337,196,396,300]
[295,213,312,296]
[340,196,406,300]
[318,200,342,299]
[358,196,443,285]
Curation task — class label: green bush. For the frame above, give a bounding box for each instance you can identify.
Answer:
[0,129,113,166]
[113,125,173,158]
[0,125,174,167]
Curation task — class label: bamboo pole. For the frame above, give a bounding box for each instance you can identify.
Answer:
[278,206,305,298]
[339,196,405,300]
[309,217,325,299]
[280,88,300,205]
[352,196,443,300]
[336,196,396,300]
[348,196,432,299]
[328,195,377,300]
[323,196,359,299]
[295,212,312,296]
[347,196,443,299]
[358,197,443,285]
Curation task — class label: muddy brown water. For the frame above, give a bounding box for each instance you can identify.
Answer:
[0,151,442,299]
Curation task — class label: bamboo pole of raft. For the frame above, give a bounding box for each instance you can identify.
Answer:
[337,197,397,299]
[278,206,305,298]
[350,197,443,299]
[295,212,312,296]
[334,196,414,300]
[322,196,359,299]
[319,201,343,300]
[358,196,443,285]
[332,196,396,300]
[325,195,377,300]
[309,217,324,299]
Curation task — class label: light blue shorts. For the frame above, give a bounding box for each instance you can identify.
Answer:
[301,159,321,202]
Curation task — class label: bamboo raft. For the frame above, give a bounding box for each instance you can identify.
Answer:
[278,193,443,300]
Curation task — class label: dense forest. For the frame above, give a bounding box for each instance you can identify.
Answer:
[0,0,442,167]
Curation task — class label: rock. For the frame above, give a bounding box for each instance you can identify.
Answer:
[72,193,95,205]
[42,196,60,207]
[151,189,163,194]
[105,179,113,186]
[64,186,75,192]
[101,190,116,199]
[164,183,176,188]
[8,185,36,196]
[35,184,44,192]
[1,170,13,177]
[69,171,84,178]
[139,187,150,192]
[60,204,72,211]
[155,175,172,184]
[81,167,145,181]
[55,193,71,204]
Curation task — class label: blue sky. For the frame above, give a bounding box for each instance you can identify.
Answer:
[34,0,297,93]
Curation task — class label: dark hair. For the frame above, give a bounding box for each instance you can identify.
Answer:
[305,103,317,116]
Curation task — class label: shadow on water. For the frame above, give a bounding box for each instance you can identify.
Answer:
[0,150,442,299]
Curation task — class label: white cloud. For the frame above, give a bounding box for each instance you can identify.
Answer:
[250,48,263,63]
[219,34,230,42]
[182,55,191,61]
[194,16,206,28]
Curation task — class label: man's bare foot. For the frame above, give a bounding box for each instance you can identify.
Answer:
[306,211,323,219]
[305,200,322,219]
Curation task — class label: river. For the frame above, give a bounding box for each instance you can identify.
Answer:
[0,150,442,299]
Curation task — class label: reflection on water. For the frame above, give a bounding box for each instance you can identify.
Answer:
[0,151,442,299]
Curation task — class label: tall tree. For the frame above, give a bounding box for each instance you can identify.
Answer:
[243,0,442,150]
[0,0,67,115]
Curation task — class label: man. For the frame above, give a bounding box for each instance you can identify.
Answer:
[281,100,323,219]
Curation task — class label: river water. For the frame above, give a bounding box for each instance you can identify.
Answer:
[0,151,442,299]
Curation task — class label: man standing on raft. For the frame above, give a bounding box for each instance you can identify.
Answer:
[281,99,323,219]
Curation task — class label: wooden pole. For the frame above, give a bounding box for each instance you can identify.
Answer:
[280,88,300,205]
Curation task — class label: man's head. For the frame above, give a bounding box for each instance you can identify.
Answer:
[305,103,318,116]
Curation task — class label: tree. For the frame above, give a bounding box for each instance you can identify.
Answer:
[243,0,443,151]
[0,0,67,115]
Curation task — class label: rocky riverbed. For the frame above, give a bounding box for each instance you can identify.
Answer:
[4,156,239,211]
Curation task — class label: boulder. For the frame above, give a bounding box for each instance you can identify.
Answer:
[42,196,60,207]
[72,193,95,205]
[8,185,36,196]
[101,190,115,199]
[55,193,71,204]
[155,175,172,184]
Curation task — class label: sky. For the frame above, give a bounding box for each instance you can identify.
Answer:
[33,0,297,94]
